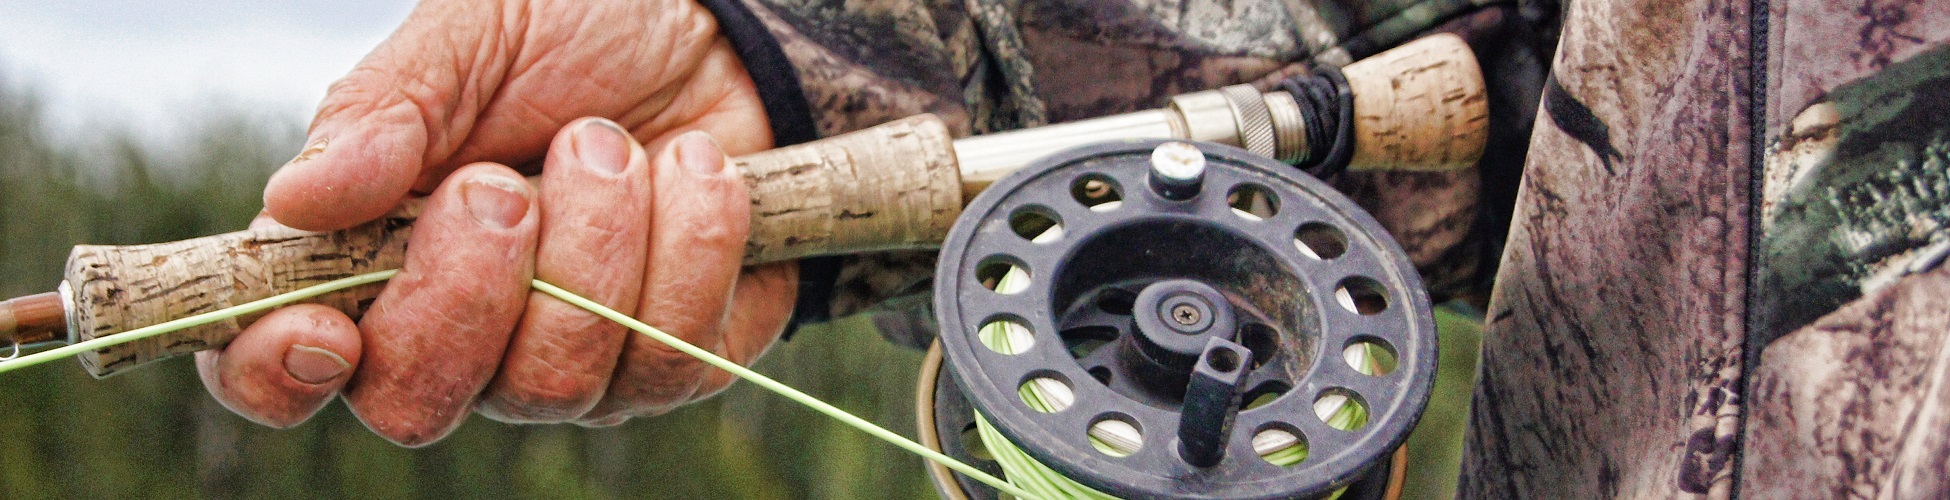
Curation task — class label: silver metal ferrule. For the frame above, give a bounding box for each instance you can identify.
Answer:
[1218,85,1278,159]
[954,109,1182,197]
[1169,90,1240,145]
[1263,91,1308,164]
[58,280,77,347]
[951,84,1311,200]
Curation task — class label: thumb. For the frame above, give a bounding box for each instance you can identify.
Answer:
[263,3,489,231]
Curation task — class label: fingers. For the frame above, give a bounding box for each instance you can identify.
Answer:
[195,305,361,429]
[690,262,799,401]
[579,132,749,423]
[477,119,653,422]
[261,1,504,231]
[343,163,539,447]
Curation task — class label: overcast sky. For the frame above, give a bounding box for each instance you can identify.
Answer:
[0,0,415,140]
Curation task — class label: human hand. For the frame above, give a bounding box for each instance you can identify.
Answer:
[192,0,798,446]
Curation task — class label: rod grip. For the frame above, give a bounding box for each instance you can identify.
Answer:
[63,114,963,377]
[1341,33,1489,172]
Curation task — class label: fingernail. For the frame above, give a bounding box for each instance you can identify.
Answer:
[674,131,725,175]
[573,119,632,175]
[264,137,329,200]
[285,345,351,384]
[289,137,330,165]
[463,175,532,229]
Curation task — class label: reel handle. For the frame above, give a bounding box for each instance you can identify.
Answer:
[61,115,963,377]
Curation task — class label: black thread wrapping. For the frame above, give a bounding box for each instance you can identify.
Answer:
[1278,67,1356,179]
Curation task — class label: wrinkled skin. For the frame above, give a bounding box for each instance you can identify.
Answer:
[193,0,796,446]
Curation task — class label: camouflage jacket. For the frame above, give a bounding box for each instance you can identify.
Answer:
[703,0,1556,345]
[1463,1,1950,498]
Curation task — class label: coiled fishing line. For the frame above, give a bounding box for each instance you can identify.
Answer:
[970,261,1381,499]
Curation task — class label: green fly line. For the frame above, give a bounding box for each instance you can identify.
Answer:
[0,271,1035,498]
[978,264,1378,499]
[0,265,1387,499]
[0,270,401,376]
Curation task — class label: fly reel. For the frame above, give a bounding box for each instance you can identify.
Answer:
[919,140,1436,499]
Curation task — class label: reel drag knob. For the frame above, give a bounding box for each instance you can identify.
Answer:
[1130,280,1239,372]
[933,140,1437,499]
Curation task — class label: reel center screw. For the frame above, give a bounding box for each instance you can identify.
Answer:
[1171,304,1201,326]
[1158,293,1215,334]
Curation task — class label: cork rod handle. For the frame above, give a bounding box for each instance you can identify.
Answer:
[1342,33,1488,172]
[63,115,962,377]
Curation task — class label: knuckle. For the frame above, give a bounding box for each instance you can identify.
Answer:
[575,413,635,428]
[316,66,406,122]
[608,343,708,410]
[485,369,606,420]
[682,211,744,251]
[361,416,447,448]
[546,220,637,275]
[663,175,748,249]
[247,411,306,430]
[480,391,590,423]
[584,214,639,252]
[688,374,736,403]
[492,376,601,417]
[389,430,442,448]
[228,386,322,430]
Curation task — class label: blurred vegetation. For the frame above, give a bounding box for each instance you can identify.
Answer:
[0,73,1482,499]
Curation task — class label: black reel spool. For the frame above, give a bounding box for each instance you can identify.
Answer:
[931,140,1436,499]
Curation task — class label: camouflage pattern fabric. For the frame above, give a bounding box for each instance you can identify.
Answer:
[1461,0,1756,496]
[1743,264,1950,497]
[737,0,1550,344]
[1753,28,1950,345]
[1463,0,1950,498]
[1741,3,1950,497]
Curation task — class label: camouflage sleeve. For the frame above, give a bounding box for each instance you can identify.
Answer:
[701,0,1554,343]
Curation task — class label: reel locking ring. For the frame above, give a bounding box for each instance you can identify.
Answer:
[934,140,1436,499]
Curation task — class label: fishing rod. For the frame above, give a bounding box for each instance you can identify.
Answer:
[1,34,1484,499]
